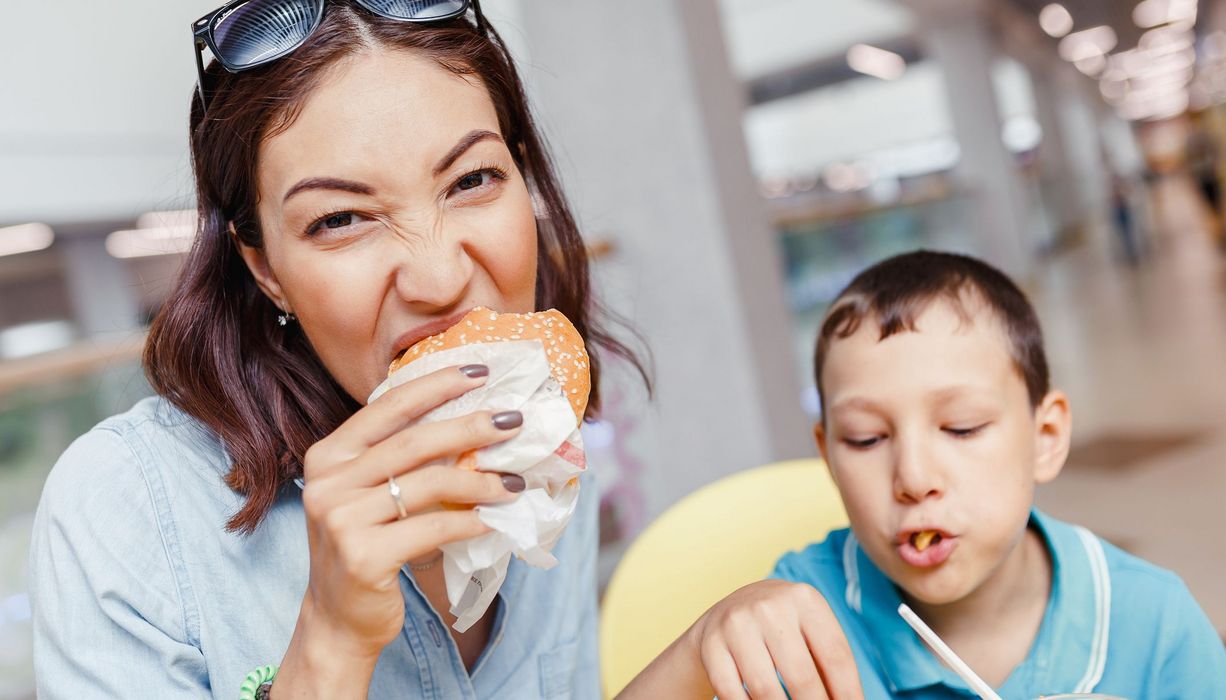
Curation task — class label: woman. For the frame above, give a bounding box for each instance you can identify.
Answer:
[29,1,642,697]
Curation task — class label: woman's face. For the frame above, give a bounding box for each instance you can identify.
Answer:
[240,49,539,403]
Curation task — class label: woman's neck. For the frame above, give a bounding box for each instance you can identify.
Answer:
[413,558,497,672]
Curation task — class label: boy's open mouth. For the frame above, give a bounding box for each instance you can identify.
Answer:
[897,528,957,567]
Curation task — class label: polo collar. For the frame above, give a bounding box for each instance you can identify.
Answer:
[844,510,1112,695]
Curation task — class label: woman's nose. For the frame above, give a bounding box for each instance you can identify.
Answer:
[389,233,474,309]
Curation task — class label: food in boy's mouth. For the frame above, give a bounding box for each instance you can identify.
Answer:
[913,530,940,551]
[899,529,956,567]
[389,307,591,475]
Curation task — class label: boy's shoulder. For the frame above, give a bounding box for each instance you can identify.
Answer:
[769,527,856,597]
[1035,510,1190,602]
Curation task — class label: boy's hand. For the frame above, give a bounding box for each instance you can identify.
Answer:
[686,579,864,700]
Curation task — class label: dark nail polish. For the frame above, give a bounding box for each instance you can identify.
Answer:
[460,364,489,378]
[501,474,526,493]
[492,410,523,430]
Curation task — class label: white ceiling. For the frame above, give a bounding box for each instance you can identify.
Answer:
[0,0,917,224]
[716,0,914,78]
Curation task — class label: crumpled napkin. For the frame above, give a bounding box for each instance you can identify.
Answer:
[367,340,585,631]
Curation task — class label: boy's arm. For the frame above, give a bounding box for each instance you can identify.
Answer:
[615,579,865,700]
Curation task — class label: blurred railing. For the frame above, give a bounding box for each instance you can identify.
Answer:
[0,334,151,700]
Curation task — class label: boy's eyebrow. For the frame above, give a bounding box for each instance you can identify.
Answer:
[925,385,998,406]
[828,397,888,416]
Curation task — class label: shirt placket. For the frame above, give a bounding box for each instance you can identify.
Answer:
[400,567,478,700]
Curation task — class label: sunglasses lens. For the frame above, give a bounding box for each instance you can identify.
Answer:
[212,0,325,69]
[362,0,467,20]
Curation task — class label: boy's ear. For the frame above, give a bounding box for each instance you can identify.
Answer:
[1033,390,1072,484]
[814,421,830,463]
[233,225,291,314]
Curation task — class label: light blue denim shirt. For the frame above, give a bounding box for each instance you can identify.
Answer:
[29,395,599,699]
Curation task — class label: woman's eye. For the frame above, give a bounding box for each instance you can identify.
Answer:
[451,167,506,195]
[323,212,353,228]
[306,211,365,237]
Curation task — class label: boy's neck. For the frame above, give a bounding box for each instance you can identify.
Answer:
[903,523,1053,686]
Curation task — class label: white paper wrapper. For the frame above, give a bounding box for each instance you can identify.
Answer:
[367,340,585,631]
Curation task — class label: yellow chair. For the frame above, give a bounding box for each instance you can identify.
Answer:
[599,458,848,698]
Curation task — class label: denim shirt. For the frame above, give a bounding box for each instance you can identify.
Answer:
[29,396,600,699]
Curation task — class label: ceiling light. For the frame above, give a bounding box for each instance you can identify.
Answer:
[136,209,195,230]
[847,44,907,81]
[1075,53,1108,76]
[1059,25,1117,62]
[105,225,195,259]
[1039,4,1075,38]
[0,222,54,258]
[1135,0,1197,28]
[1134,0,1171,28]
[1100,74,1128,103]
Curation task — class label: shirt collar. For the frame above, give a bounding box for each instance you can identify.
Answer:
[846,509,1111,695]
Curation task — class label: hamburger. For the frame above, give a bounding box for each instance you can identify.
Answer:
[389,307,590,474]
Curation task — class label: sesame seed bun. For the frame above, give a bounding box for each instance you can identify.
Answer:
[388,307,591,477]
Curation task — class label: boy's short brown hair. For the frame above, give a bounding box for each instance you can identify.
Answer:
[814,250,1049,413]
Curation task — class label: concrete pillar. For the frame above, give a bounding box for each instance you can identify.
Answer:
[1030,62,1090,242]
[58,235,141,339]
[500,0,813,525]
[905,0,1036,277]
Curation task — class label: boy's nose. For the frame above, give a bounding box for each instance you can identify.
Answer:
[892,440,945,504]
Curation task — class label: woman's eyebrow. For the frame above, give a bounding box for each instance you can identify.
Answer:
[280,130,503,204]
[283,177,375,204]
[433,129,503,176]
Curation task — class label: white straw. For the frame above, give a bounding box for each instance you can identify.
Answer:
[897,603,1004,700]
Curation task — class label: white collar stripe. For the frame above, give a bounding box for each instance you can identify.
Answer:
[1072,526,1111,692]
[844,532,862,613]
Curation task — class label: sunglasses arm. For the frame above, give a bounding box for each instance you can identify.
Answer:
[193,30,212,114]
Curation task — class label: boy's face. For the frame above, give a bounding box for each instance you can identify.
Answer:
[816,297,1070,605]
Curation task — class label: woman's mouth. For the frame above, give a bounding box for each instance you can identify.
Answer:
[896,529,958,568]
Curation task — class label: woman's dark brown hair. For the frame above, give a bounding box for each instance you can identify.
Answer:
[145,0,647,534]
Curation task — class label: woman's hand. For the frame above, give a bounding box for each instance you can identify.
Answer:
[618,579,863,700]
[274,364,524,698]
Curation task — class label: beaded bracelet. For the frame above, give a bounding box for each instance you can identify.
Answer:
[239,664,278,700]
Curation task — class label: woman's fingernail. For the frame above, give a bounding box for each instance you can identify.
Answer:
[501,474,526,493]
[492,410,523,430]
[460,364,489,378]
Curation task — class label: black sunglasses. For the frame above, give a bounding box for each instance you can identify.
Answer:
[192,0,474,112]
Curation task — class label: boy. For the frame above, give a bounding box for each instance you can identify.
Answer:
[622,251,1226,699]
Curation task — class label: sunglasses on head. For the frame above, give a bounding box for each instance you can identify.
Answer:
[192,0,475,113]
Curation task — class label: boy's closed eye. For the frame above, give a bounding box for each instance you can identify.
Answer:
[943,423,991,439]
[841,434,887,450]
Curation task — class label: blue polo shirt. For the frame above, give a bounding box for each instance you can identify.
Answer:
[770,510,1226,699]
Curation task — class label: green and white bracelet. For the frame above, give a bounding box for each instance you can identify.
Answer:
[239,664,278,700]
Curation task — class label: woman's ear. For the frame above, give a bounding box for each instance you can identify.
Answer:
[232,224,291,314]
[1033,390,1072,484]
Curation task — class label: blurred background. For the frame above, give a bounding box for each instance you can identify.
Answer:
[4,0,1226,695]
